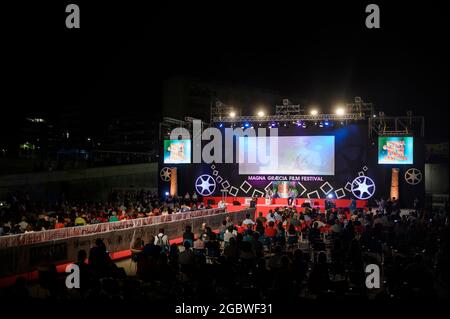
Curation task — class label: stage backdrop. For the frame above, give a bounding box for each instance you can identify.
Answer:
[159,124,425,207]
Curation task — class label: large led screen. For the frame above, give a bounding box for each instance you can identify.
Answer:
[163,139,191,164]
[378,136,413,164]
[238,136,335,175]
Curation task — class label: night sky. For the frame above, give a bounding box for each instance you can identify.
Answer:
[2,1,448,143]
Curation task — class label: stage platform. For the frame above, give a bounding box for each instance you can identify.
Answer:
[204,197,368,217]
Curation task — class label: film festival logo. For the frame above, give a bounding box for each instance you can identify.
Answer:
[169,120,279,166]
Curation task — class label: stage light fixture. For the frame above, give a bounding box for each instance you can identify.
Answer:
[324,121,329,126]
[229,111,236,118]
[219,123,223,128]
[335,107,345,115]
[257,110,265,117]
[165,191,170,196]
[310,109,319,116]
[319,121,324,128]
[302,122,307,128]
[244,122,250,128]
[271,122,276,127]
[327,194,333,199]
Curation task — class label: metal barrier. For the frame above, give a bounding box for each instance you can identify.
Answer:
[0,207,254,277]
[0,208,226,249]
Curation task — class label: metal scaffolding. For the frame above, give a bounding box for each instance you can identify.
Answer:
[368,113,425,138]
[161,97,424,141]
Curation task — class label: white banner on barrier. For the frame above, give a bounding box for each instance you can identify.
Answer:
[0,208,254,278]
[0,208,225,249]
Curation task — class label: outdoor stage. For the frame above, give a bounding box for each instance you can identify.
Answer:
[161,122,426,209]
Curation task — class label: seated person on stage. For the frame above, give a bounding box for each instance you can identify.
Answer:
[287,190,296,206]
[218,200,226,209]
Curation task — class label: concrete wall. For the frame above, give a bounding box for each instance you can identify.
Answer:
[0,163,158,201]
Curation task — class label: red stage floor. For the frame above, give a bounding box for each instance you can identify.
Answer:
[204,197,367,217]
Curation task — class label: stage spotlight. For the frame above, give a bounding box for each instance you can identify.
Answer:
[319,121,324,128]
[165,191,169,196]
[335,107,345,115]
[327,194,333,199]
[219,123,223,128]
[270,122,276,128]
[229,111,236,118]
[283,123,287,127]
[302,122,307,128]
[257,110,265,117]
[244,122,250,128]
[310,109,319,116]
[324,121,329,126]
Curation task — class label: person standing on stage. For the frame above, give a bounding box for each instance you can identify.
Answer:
[349,198,357,213]
[287,189,296,206]
[265,188,273,205]
[250,197,257,208]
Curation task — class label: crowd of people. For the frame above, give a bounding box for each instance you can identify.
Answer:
[0,191,206,236]
[1,199,448,301]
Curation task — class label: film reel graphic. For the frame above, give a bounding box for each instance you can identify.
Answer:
[195,174,216,196]
[160,167,172,182]
[405,168,422,185]
[351,176,376,200]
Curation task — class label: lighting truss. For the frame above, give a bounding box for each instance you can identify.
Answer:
[368,115,425,138]
[275,99,304,115]
[212,113,365,123]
